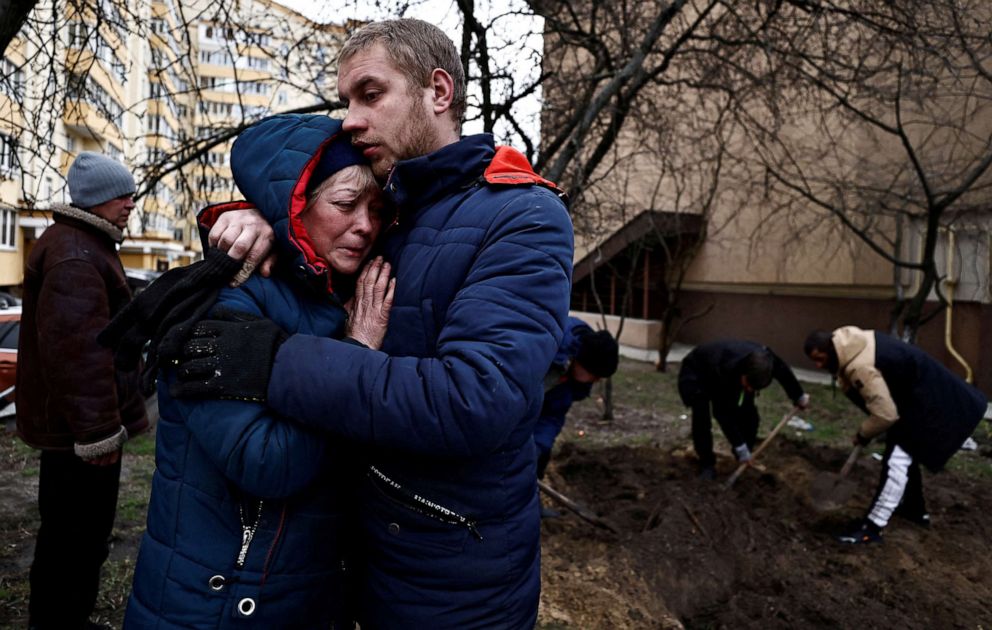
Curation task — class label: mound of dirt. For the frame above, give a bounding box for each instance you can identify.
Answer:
[537,439,992,628]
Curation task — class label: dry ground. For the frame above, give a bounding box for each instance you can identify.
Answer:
[2,360,991,628]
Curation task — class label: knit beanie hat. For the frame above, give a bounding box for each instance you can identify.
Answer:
[576,329,620,378]
[305,137,367,198]
[67,152,136,209]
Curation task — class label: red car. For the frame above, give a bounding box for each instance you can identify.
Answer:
[0,305,19,417]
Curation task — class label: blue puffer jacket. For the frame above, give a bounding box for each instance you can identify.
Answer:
[534,317,594,454]
[266,134,573,628]
[126,116,362,629]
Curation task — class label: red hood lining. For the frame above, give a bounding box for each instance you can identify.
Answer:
[484,145,561,192]
[288,135,341,293]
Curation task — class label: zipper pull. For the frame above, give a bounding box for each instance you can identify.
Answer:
[236,525,254,568]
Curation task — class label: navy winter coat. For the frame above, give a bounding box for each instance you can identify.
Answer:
[265,134,573,627]
[127,116,362,628]
[534,317,595,454]
[861,332,986,471]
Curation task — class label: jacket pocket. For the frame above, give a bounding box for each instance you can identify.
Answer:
[365,465,479,554]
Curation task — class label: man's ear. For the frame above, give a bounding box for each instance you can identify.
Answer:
[429,68,455,115]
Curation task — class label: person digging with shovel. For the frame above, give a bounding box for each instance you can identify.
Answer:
[804,327,988,545]
[678,340,810,481]
[534,317,619,518]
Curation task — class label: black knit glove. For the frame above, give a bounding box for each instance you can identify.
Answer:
[169,307,288,402]
[98,248,243,393]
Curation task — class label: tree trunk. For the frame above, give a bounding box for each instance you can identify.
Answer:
[601,377,614,422]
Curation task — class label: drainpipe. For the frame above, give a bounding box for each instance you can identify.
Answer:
[943,228,974,383]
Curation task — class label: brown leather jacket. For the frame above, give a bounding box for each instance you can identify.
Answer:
[16,204,148,456]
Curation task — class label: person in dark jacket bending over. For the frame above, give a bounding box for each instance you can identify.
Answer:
[804,327,987,544]
[17,152,150,630]
[536,317,619,480]
[679,340,809,480]
[171,18,573,629]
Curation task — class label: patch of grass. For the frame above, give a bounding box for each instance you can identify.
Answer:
[93,556,136,627]
[610,359,684,411]
[118,496,149,525]
[0,575,30,626]
[945,453,992,479]
[125,432,156,457]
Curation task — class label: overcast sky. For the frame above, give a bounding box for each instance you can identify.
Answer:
[274,0,543,141]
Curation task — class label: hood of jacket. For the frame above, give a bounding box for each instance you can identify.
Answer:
[384,134,564,216]
[230,114,364,294]
[832,325,872,373]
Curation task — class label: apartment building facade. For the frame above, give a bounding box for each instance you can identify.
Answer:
[0,0,346,289]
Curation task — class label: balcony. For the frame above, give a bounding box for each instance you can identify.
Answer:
[62,100,122,145]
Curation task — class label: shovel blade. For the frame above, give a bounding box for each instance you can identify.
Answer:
[810,472,857,511]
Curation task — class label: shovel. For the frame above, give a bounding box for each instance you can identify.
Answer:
[809,445,862,511]
[724,406,801,488]
[537,479,620,534]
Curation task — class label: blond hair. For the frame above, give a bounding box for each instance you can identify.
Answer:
[304,164,379,212]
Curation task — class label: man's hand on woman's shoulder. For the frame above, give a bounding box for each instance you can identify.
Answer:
[209,207,277,285]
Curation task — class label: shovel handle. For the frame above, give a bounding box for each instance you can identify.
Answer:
[725,406,801,488]
[838,445,862,477]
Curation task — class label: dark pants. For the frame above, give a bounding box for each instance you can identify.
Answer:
[536,448,552,480]
[29,450,121,629]
[689,396,759,469]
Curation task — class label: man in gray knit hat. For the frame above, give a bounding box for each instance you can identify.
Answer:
[17,151,149,630]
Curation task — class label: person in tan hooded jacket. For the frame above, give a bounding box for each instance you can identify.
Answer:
[17,152,149,629]
[804,326,987,545]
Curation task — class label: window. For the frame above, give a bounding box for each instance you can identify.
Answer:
[68,21,88,48]
[0,59,24,100]
[0,208,15,248]
[106,144,123,162]
[0,133,16,177]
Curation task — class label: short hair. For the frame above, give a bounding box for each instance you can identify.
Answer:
[339,18,467,127]
[803,330,834,357]
[742,350,774,390]
[575,329,620,378]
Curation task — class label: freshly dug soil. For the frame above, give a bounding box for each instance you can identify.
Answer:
[537,437,992,628]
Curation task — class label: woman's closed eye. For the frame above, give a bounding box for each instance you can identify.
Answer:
[329,197,357,211]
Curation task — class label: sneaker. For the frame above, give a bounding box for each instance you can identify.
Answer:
[837,520,883,545]
[698,466,716,481]
[894,505,931,528]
